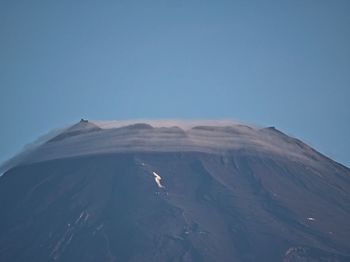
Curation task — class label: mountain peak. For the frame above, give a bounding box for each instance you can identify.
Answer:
[0,119,339,174]
[0,119,349,262]
[48,119,101,142]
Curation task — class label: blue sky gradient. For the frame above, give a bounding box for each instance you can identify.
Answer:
[1,0,349,167]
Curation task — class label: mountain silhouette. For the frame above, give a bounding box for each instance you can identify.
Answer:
[0,120,349,262]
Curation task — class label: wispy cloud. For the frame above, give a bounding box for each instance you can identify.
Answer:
[0,119,320,175]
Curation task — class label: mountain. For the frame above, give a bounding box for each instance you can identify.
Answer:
[0,120,349,262]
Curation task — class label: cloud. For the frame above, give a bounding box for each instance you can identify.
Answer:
[0,126,67,175]
[0,119,319,175]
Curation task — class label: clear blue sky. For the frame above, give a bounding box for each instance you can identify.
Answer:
[1,0,349,167]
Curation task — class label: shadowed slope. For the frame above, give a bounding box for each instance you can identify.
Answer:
[0,150,349,262]
[0,121,349,261]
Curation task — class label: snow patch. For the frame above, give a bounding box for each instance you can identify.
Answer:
[153,171,164,188]
[75,211,85,224]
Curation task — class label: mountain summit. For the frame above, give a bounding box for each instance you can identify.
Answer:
[0,120,349,261]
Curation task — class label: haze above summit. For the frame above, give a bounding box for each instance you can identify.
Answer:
[0,119,338,175]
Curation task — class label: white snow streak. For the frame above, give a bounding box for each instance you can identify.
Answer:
[152,171,164,188]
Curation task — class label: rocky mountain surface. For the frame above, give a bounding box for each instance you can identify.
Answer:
[0,120,349,261]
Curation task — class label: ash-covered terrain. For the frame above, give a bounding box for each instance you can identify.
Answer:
[0,119,349,262]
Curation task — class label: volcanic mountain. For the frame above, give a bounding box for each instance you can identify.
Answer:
[0,120,349,262]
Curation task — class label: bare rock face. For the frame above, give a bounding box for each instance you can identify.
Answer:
[0,120,349,262]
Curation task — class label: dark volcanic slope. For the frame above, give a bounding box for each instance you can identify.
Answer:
[0,121,349,262]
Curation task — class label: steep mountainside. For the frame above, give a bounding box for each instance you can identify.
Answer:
[0,120,349,262]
